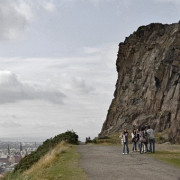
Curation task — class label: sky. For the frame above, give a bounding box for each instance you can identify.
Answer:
[0,0,180,142]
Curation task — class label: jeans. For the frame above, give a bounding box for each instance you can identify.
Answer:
[149,138,155,153]
[132,141,137,151]
[139,142,148,153]
[138,141,141,152]
[122,141,129,154]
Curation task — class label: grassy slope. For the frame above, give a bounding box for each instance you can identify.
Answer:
[3,142,88,180]
[149,149,180,169]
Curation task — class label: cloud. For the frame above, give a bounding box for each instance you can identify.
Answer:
[84,47,100,54]
[71,77,95,93]
[0,70,65,104]
[0,0,33,41]
[88,0,114,7]
[155,0,179,3]
[43,2,55,12]
[84,43,118,69]
[100,44,118,69]
[58,0,118,8]
[90,0,103,7]
[39,0,55,13]
[56,75,95,94]
[0,0,56,41]
[0,121,22,128]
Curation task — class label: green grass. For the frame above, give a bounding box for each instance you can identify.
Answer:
[154,131,169,144]
[92,133,122,145]
[42,145,88,180]
[3,143,88,180]
[93,133,133,145]
[149,151,180,169]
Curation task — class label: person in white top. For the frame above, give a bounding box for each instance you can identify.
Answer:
[120,129,129,155]
[131,129,137,152]
[146,125,155,153]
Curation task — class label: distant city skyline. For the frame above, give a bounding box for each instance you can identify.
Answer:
[0,140,38,173]
[0,0,180,141]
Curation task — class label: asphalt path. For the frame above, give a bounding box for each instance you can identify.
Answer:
[78,144,180,180]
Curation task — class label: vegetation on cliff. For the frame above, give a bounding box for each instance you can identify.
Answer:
[13,130,78,173]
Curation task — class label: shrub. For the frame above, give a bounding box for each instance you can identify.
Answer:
[92,138,97,144]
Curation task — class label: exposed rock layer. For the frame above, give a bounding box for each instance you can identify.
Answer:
[99,23,180,143]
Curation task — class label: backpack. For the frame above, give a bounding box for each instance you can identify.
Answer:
[139,131,147,143]
[132,134,138,142]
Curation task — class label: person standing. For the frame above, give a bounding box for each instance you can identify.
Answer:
[143,127,149,153]
[146,125,155,153]
[120,129,129,154]
[136,128,141,152]
[139,127,148,154]
[131,129,137,152]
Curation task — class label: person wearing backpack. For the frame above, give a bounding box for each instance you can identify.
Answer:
[139,127,148,154]
[131,129,137,152]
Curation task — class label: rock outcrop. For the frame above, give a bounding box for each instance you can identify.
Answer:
[99,23,180,143]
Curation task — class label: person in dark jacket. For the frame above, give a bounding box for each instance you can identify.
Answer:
[136,128,141,152]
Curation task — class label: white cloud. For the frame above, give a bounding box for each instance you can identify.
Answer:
[83,43,118,69]
[55,75,95,93]
[58,0,117,8]
[88,0,115,7]
[0,0,57,41]
[0,121,22,128]
[44,2,55,12]
[71,77,95,93]
[155,0,180,3]
[84,47,100,54]
[90,0,102,7]
[0,70,65,104]
[40,0,55,13]
[0,0,33,40]
[100,44,118,69]
[0,70,21,87]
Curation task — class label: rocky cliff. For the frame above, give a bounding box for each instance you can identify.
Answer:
[99,23,180,143]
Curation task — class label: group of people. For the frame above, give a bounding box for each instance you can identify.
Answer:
[120,125,155,154]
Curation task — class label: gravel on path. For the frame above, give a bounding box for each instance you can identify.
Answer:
[78,144,180,180]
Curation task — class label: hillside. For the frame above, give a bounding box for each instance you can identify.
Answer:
[99,23,180,143]
[2,130,87,180]
[3,142,87,180]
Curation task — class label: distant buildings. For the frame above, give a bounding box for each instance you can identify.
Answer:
[0,141,40,174]
[0,156,9,163]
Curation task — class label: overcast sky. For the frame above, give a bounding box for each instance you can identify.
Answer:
[0,0,179,142]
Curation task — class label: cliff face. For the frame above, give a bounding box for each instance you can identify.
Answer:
[99,23,180,143]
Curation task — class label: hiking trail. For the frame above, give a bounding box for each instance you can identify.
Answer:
[78,144,180,180]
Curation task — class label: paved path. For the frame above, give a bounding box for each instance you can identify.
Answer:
[78,145,180,180]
